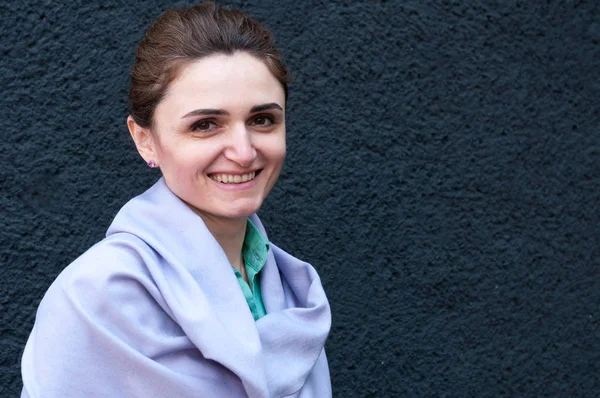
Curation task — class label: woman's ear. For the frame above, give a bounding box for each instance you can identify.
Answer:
[127,116,157,164]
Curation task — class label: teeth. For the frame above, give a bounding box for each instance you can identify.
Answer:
[210,171,256,184]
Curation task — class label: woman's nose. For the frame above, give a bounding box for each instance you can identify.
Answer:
[223,124,257,167]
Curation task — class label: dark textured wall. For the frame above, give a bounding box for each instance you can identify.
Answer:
[2,0,599,396]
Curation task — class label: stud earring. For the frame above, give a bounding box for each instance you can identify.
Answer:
[147,160,157,168]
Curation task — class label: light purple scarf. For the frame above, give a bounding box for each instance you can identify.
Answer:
[21,178,332,397]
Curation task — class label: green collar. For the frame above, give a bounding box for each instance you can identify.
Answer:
[242,218,269,279]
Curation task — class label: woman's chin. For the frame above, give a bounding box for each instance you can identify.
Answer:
[223,203,262,219]
[187,200,263,222]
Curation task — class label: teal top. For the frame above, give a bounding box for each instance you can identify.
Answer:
[233,218,268,321]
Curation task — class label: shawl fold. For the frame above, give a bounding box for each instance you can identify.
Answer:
[21,178,332,397]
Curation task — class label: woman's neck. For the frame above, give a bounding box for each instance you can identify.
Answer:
[193,210,247,277]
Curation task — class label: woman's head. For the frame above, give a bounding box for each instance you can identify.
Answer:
[129,2,291,129]
[127,3,288,222]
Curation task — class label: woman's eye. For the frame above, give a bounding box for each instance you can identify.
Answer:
[191,120,217,132]
[250,115,274,127]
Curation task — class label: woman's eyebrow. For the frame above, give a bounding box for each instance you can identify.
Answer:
[181,109,229,118]
[250,103,283,113]
[181,103,283,119]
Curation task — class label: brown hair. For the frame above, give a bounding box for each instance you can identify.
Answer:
[129,2,291,128]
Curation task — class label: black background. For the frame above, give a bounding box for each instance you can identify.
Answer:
[2,1,599,396]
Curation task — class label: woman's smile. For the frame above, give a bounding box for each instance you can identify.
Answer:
[207,169,265,192]
[208,170,258,184]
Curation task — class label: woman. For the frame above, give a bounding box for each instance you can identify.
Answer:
[21,3,331,397]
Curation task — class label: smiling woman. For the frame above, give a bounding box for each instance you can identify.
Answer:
[131,53,287,227]
[20,3,331,398]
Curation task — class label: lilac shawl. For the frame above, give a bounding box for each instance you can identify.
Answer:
[21,178,332,397]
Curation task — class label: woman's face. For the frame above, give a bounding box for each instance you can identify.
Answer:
[131,52,286,222]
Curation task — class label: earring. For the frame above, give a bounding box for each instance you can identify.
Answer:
[147,160,158,168]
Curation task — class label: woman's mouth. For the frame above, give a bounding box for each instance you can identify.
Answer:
[208,170,258,184]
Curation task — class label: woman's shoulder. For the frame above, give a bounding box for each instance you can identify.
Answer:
[29,232,180,357]
[55,232,159,295]
[21,232,212,397]
[40,232,173,333]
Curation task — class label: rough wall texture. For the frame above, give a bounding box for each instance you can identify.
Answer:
[1,0,599,396]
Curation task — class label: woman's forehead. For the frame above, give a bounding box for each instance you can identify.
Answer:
[165,53,285,108]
